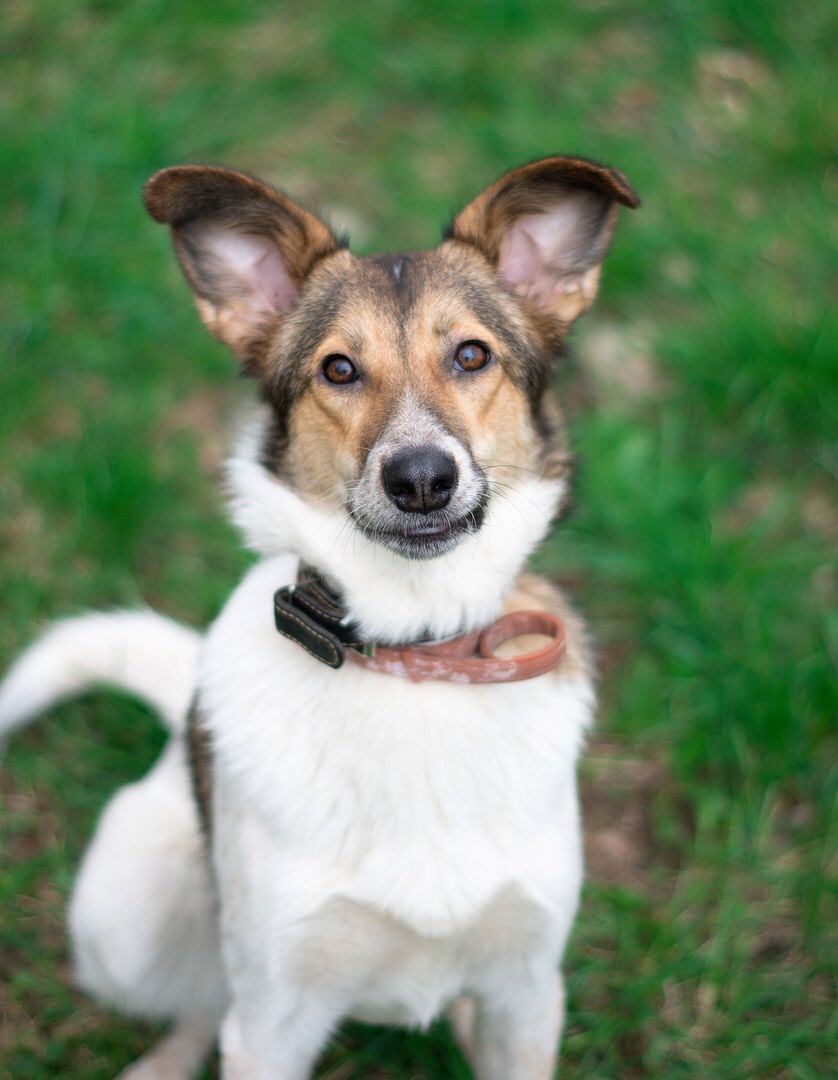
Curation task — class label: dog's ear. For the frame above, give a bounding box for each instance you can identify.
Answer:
[447,156,639,326]
[144,166,342,367]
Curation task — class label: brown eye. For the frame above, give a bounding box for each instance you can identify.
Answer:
[454,341,491,373]
[322,355,359,385]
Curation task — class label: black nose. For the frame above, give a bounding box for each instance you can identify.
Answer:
[382,448,459,514]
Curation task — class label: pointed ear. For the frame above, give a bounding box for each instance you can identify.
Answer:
[447,156,640,327]
[143,166,342,367]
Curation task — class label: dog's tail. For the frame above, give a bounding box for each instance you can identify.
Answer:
[0,610,201,747]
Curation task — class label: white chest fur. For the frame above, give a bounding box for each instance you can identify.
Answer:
[200,557,594,941]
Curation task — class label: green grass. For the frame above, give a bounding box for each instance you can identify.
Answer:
[1,1,835,1076]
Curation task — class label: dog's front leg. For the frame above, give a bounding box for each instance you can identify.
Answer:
[471,973,565,1080]
[212,801,342,1080]
[219,998,338,1080]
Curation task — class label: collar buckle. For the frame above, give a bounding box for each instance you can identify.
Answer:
[273,580,361,670]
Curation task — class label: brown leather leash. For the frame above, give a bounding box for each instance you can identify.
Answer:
[274,571,565,685]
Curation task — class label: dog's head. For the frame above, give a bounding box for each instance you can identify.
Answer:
[145,158,638,637]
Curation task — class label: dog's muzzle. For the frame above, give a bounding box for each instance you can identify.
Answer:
[349,442,487,559]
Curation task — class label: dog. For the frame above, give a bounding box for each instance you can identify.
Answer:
[0,155,639,1079]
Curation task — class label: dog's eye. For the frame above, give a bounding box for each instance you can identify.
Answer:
[453,341,491,373]
[322,355,359,385]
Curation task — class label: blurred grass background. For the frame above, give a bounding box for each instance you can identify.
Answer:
[1,0,835,1076]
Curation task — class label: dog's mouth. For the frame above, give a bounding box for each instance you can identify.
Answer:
[351,500,487,560]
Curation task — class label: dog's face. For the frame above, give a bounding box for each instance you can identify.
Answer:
[261,244,561,560]
[145,159,637,565]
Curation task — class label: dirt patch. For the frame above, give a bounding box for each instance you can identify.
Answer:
[574,320,666,411]
[0,771,63,864]
[0,772,68,1048]
[157,387,238,475]
[803,482,838,540]
[697,48,771,121]
[0,768,163,1071]
[581,738,686,892]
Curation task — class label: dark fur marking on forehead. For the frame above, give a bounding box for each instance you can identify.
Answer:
[365,252,414,294]
[360,252,423,312]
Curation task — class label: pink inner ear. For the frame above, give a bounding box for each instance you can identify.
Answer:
[206,227,298,315]
[499,194,603,298]
[499,217,544,292]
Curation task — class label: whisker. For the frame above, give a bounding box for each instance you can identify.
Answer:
[478,459,544,478]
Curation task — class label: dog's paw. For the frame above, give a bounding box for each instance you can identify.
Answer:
[115,1056,198,1080]
[116,1059,177,1080]
[114,1020,215,1080]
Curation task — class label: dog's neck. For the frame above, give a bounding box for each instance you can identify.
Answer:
[226,418,565,643]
